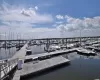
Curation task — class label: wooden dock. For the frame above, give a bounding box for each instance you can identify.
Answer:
[12,70,20,80]
[2,43,97,80]
[25,48,76,60]
[13,56,70,80]
[0,43,29,80]
[25,47,96,61]
[12,43,28,59]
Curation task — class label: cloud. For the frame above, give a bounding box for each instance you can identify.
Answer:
[0,2,100,39]
[35,6,38,10]
[0,7,53,24]
[0,1,53,23]
[0,2,56,39]
[56,15,100,32]
[0,22,59,39]
[56,15,64,19]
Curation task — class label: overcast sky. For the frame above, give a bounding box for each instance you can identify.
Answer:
[0,0,100,39]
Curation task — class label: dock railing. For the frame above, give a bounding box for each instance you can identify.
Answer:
[0,58,18,79]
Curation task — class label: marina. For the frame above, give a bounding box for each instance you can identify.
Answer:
[0,36,100,80]
[0,0,100,80]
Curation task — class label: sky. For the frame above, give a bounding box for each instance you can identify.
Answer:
[0,0,100,39]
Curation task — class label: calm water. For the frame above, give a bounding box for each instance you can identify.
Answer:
[28,58,100,80]
[0,45,45,60]
[0,47,16,60]
[29,45,100,80]
[1,45,100,80]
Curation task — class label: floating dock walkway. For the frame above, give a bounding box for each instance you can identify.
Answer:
[1,44,97,80]
[0,43,28,80]
[13,56,70,80]
[12,47,96,80]
[25,48,76,61]
[11,43,28,59]
[25,48,96,61]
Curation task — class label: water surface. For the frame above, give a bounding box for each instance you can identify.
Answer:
[28,46,100,80]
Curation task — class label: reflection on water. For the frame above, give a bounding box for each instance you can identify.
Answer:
[29,46,100,80]
[0,47,16,60]
[0,45,46,60]
[28,59,100,80]
[1,45,100,80]
[30,45,46,55]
